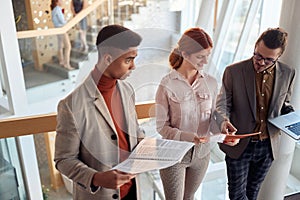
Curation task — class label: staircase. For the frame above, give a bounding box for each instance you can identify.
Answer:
[24,0,179,103]
[123,0,180,31]
[24,26,100,104]
[43,25,99,78]
[43,43,93,79]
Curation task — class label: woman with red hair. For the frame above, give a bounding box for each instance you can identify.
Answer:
[155,28,218,199]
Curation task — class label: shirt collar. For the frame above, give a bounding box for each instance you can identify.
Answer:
[198,70,205,77]
[258,63,276,75]
[169,69,205,80]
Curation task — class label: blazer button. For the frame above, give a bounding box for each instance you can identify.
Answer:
[112,194,119,199]
[111,134,117,140]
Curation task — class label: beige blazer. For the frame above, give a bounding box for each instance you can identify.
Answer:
[55,73,144,200]
[215,59,296,159]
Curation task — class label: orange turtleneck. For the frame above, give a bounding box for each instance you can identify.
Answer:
[97,74,132,199]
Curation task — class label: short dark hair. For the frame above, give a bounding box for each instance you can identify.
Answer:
[96,25,142,50]
[255,27,288,54]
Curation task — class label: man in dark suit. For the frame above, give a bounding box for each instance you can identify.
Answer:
[215,28,296,200]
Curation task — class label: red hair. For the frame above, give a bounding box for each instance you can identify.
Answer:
[169,27,213,69]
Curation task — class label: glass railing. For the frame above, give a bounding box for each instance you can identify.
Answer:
[17,0,110,105]
[0,137,26,199]
[16,0,149,111]
[0,102,162,200]
[5,0,300,199]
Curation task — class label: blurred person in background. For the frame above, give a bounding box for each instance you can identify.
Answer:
[71,0,89,52]
[50,0,74,70]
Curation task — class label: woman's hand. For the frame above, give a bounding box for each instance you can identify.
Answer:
[194,136,208,144]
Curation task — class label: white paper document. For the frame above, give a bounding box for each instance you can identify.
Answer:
[209,134,227,143]
[112,137,194,174]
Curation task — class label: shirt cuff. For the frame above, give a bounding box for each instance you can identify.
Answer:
[90,183,100,194]
[174,130,181,141]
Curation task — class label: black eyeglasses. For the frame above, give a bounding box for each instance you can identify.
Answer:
[253,52,277,65]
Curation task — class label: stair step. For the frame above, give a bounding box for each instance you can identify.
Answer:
[23,65,65,89]
[22,59,34,68]
[43,63,76,79]
[70,57,86,68]
[97,17,109,27]
[51,55,80,69]
[70,48,89,60]
[71,40,96,49]
[86,32,98,44]
[89,24,103,34]
[49,45,96,78]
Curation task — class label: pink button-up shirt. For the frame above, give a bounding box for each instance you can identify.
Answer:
[155,69,218,141]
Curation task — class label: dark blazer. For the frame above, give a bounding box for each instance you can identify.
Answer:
[214,58,296,159]
[55,73,144,200]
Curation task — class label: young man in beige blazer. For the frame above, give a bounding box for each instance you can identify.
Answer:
[55,25,144,200]
[215,28,296,200]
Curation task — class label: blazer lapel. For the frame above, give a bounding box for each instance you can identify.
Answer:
[117,82,130,136]
[117,81,140,151]
[243,60,256,119]
[268,62,284,116]
[84,74,117,134]
[93,98,117,134]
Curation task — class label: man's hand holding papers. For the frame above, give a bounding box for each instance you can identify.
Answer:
[112,138,194,174]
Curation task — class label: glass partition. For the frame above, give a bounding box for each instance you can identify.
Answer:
[33,132,72,199]
[17,0,150,114]
[0,138,26,199]
[114,0,147,24]
[17,1,110,107]
[0,33,11,117]
[19,28,96,104]
[8,0,300,199]
[218,0,252,71]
